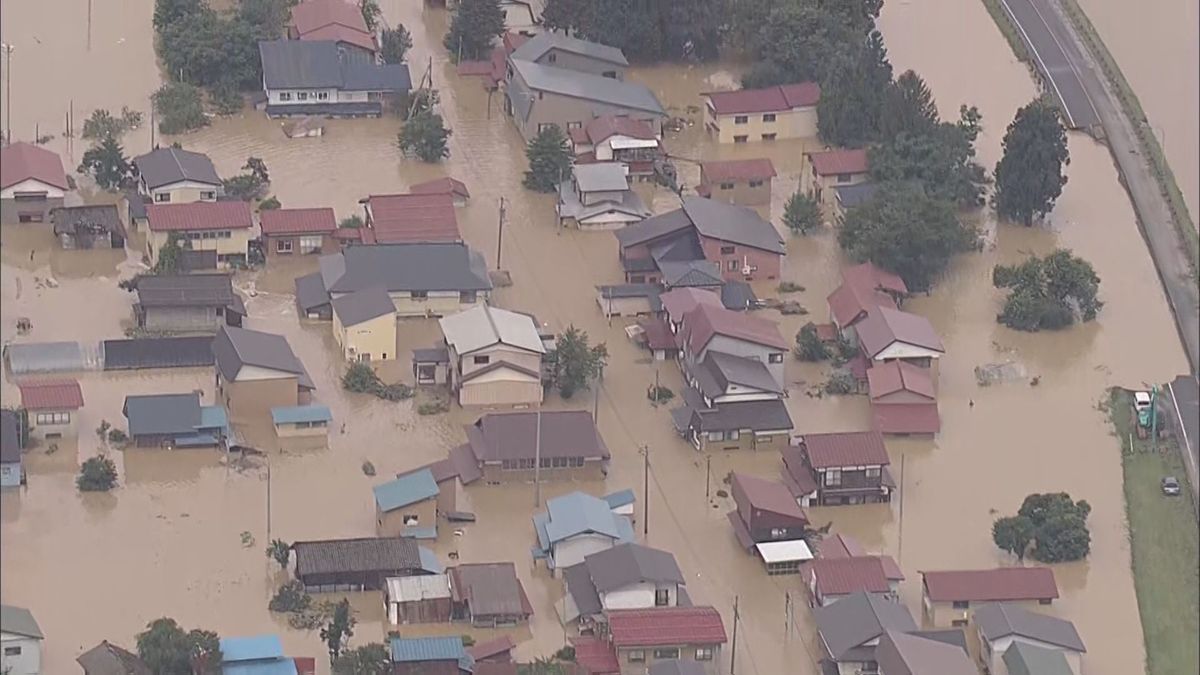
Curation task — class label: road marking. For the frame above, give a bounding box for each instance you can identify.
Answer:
[1025,0,1101,126]
[999,0,1078,127]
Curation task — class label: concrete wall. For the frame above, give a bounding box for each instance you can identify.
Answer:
[377,497,438,537]
[705,104,817,144]
[142,305,223,333]
[220,376,299,424]
[0,634,40,675]
[553,532,616,571]
[597,293,654,317]
[703,177,772,207]
[147,228,252,267]
[334,310,396,362]
[28,409,78,440]
[697,236,781,281]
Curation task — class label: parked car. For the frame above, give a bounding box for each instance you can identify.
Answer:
[1161,476,1181,496]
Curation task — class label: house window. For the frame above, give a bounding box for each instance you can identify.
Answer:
[220,230,232,239]
[35,411,70,425]
[602,70,618,79]
[734,115,748,124]
[952,619,968,627]
[567,121,582,129]
[728,430,740,440]
[695,647,714,661]
[749,180,764,188]
[569,457,585,467]
[630,275,645,283]
[719,182,734,190]
[411,291,428,300]
[825,469,842,487]
[952,600,970,609]
[836,173,853,183]
[547,53,557,63]
[552,457,568,468]
[652,648,680,660]
[862,661,878,674]
[297,91,309,101]
[417,364,436,381]
[770,528,787,539]
[358,353,371,362]
[279,92,293,101]
[655,588,670,606]
[403,514,420,526]
[4,646,20,656]
[865,466,881,480]
[277,239,293,253]
[762,113,777,122]
[154,193,171,203]
[720,246,735,254]
[317,91,329,101]
[460,291,477,304]
[474,355,490,365]
[299,235,322,252]
[707,431,723,442]
[538,123,555,134]
[762,133,777,141]
[539,458,553,469]
[627,650,645,663]
[768,353,783,364]
[1039,598,1053,605]
[200,191,215,200]
[726,260,738,271]
[733,135,748,143]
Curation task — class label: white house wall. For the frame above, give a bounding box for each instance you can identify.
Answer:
[1,178,65,200]
[553,533,616,571]
[234,365,297,382]
[601,582,677,610]
[874,342,943,361]
[0,633,41,675]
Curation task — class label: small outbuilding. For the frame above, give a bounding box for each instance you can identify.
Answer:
[122,392,230,448]
[385,574,452,625]
[51,205,126,249]
[698,158,776,206]
[18,379,84,441]
[448,562,534,627]
[373,468,440,538]
[271,404,331,438]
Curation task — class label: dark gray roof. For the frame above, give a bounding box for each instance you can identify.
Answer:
[694,351,783,399]
[584,543,684,593]
[909,629,968,651]
[659,260,722,288]
[76,641,152,675]
[616,208,694,248]
[342,62,412,91]
[259,40,411,92]
[597,283,660,299]
[102,336,215,370]
[293,537,425,576]
[319,243,492,294]
[125,191,148,220]
[179,250,217,272]
[813,592,918,661]
[974,603,1086,652]
[135,273,236,308]
[133,147,220,190]
[412,347,450,364]
[51,204,124,236]
[877,630,976,675]
[834,182,878,209]
[648,661,707,675]
[295,271,332,311]
[509,59,665,115]
[466,410,609,462]
[510,31,629,66]
[685,394,793,433]
[0,605,43,639]
[213,325,315,389]
[122,392,201,436]
[1,410,21,463]
[331,285,394,326]
[563,562,602,617]
[681,196,785,253]
[721,281,758,310]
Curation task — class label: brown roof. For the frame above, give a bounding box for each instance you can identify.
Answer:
[732,472,807,521]
[637,317,677,351]
[0,142,68,190]
[799,430,890,469]
[808,148,869,176]
[703,82,821,115]
[457,60,494,76]
[365,193,461,243]
[658,287,722,324]
[585,115,657,143]
[843,262,907,295]
[466,411,610,462]
[146,201,253,232]
[827,279,898,329]
[877,631,976,675]
[448,563,533,618]
[680,303,787,354]
[466,635,516,662]
[410,177,471,199]
[872,402,941,435]
[921,567,1059,603]
[811,557,892,596]
[300,23,377,51]
[857,307,945,358]
[290,0,375,52]
[780,447,819,497]
[818,533,868,559]
[259,207,337,235]
[76,640,152,675]
[607,607,728,647]
[868,361,936,401]
[701,158,777,183]
[18,379,84,410]
[292,537,425,577]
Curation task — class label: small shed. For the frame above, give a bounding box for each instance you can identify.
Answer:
[412,347,450,385]
[755,539,813,576]
[373,469,440,538]
[18,379,84,440]
[51,205,126,249]
[5,342,88,375]
[386,574,452,624]
[271,405,332,438]
[409,176,471,206]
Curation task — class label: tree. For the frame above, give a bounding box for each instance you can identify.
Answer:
[794,323,830,361]
[259,196,281,210]
[523,126,573,193]
[321,599,356,663]
[870,105,988,208]
[83,107,143,140]
[153,82,209,134]
[154,0,204,31]
[343,362,383,393]
[398,109,451,162]
[816,30,893,148]
[838,181,979,291]
[783,190,821,234]
[339,215,364,228]
[332,643,390,675]
[360,0,382,32]
[880,70,939,138]
[266,539,291,568]
[993,99,1070,225]
[78,135,132,191]
[993,249,1102,331]
[443,0,505,62]
[381,25,413,64]
[137,618,222,675]
[741,3,858,88]
[77,455,119,491]
[555,326,608,399]
[1018,492,1091,527]
[1031,513,1091,562]
[992,515,1035,561]
[154,233,186,274]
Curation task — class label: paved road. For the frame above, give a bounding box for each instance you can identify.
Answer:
[1000,0,1099,128]
[1166,375,1200,504]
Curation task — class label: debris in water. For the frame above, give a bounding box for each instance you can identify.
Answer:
[361,460,376,476]
[489,270,513,287]
[1030,376,1041,386]
[715,489,729,498]
[240,531,255,547]
[975,360,1028,386]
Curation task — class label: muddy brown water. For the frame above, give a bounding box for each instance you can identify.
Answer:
[0,0,1190,673]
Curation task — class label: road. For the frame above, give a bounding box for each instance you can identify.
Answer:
[999,0,1099,128]
[1166,375,1200,504]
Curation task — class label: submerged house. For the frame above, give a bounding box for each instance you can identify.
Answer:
[410,176,471,206]
[877,630,976,675]
[0,605,44,675]
[133,274,246,334]
[557,162,650,231]
[373,468,440,538]
[813,592,918,675]
[51,205,125,249]
[437,303,546,407]
[827,262,908,342]
[361,192,461,243]
[461,410,610,482]
[132,147,222,205]
[702,82,820,144]
[857,307,945,376]
[447,562,534,627]
[572,606,727,675]
[974,603,1086,675]
[532,491,635,573]
[271,404,332,438]
[868,360,941,436]
[1,142,68,224]
[332,285,397,362]
[260,207,338,257]
[782,430,894,506]
[18,379,84,441]
[287,0,378,59]
[292,536,440,591]
[562,543,686,626]
[808,556,900,606]
[219,635,298,675]
[727,472,811,574]
[213,325,315,422]
[801,148,870,210]
[920,568,1059,627]
[76,640,151,675]
[122,392,229,448]
[145,201,254,268]
[390,636,472,675]
[568,115,663,180]
[697,159,776,207]
[385,574,452,625]
[259,40,411,118]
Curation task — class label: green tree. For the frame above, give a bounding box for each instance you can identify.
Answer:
[268,580,311,613]
[154,233,186,274]
[794,323,830,361]
[237,0,291,39]
[993,249,1102,331]
[523,126,573,193]
[244,157,270,184]
[783,190,821,234]
[741,3,857,88]
[360,0,382,32]
[1031,513,1091,562]
[869,105,988,208]
[154,0,204,31]
[555,326,608,399]
[398,109,452,162]
[77,455,119,491]
[1018,492,1091,526]
[137,618,222,675]
[343,362,383,393]
[879,70,939,138]
[82,108,143,140]
[332,643,390,675]
[838,181,979,291]
[153,82,209,134]
[381,25,413,64]
[78,135,132,191]
[992,515,1035,561]
[266,539,291,568]
[321,599,356,663]
[993,99,1070,225]
[259,196,281,210]
[816,31,893,147]
[339,215,364,229]
[443,0,505,62]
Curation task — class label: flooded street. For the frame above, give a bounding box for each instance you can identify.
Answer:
[0,0,1190,674]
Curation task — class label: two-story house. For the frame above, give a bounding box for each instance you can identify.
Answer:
[462,410,610,482]
[813,591,918,675]
[557,162,650,231]
[0,142,68,224]
[568,115,663,181]
[562,543,686,626]
[132,147,222,205]
[801,148,870,211]
[727,472,812,574]
[361,192,461,243]
[259,39,411,118]
[288,0,378,60]
[782,430,894,506]
[702,82,820,144]
[332,285,396,362]
[212,325,315,423]
[615,196,785,283]
[573,606,727,675]
[920,568,1059,627]
[134,273,246,334]
[295,242,493,319]
[260,207,339,257]
[697,158,776,207]
[868,360,941,436]
[438,303,546,407]
[145,201,254,268]
[827,262,909,342]
[532,491,635,574]
[678,303,787,388]
[974,603,1086,675]
[510,31,629,78]
[0,605,43,675]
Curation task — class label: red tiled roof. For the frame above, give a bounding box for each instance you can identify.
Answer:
[410,177,471,199]
[680,303,787,354]
[301,23,377,52]
[659,287,722,324]
[467,635,516,662]
[290,0,374,52]
[457,60,493,76]
[857,306,945,359]
[799,430,890,469]
[811,556,892,596]
[808,148,869,176]
[570,637,619,674]
[585,115,657,143]
[637,317,677,351]
[827,279,898,329]
[18,379,84,410]
[843,262,908,296]
[868,361,936,401]
[607,607,728,647]
[365,192,461,243]
[872,402,941,435]
[1,142,68,190]
[259,207,337,235]
[701,158,777,183]
[146,201,253,232]
[703,82,821,115]
[921,567,1059,603]
[732,472,807,521]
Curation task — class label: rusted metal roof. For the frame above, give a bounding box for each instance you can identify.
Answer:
[811,556,892,596]
[260,207,337,235]
[17,379,84,410]
[703,82,821,115]
[365,192,461,243]
[921,567,1059,603]
[607,606,728,647]
[797,430,890,469]
[146,201,253,232]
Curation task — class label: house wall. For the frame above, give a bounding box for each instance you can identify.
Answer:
[1,178,66,201]
[1,195,64,224]
[534,50,625,78]
[580,188,628,206]
[697,335,785,389]
[981,634,1083,675]
[479,459,606,483]
[275,419,329,438]
[147,228,252,267]
[393,660,460,675]
[143,305,223,333]
[0,633,41,675]
[615,644,720,675]
[578,210,642,231]
[597,293,654,318]
[264,233,337,257]
[802,168,870,210]
[143,179,221,205]
[390,596,453,625]
[459,371,543,407]
[28,408,79,440]
[697,236,781,282]
[0,461,23,488]
[389,290,486,318]
[704,103,817,144]
[553,532,617,571]
[708,382,779,405]
[219,375,300,423]
[334,311,397,362]
[696,429,788,453]
[602,582,678,610]
[507,76,663,142]
[703,177,772,207]
[377,498,438,537]
[922,594,1052,627]
[459,345,541,379]
[434,478,459,513]
[733,485,806,539]
[267,87,341,105]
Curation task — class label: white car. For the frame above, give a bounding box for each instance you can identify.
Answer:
[1134,391,1153,412]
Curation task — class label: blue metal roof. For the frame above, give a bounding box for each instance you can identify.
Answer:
[199,405,229,430]
[389,636,471,667]
[542,492,625,543]
[271,404,333,425]
[603,489,636,509]
[223,662,298,675]
[220,635,285,662]
[418,545,442,574]
[400,525,438,540]
[373,469,439,512]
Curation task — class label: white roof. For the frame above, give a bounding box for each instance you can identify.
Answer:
[386,574,451,602]
[574,163,630,193]
[439,303,546,355]
[609,137,659,150]
[755,540,813,564]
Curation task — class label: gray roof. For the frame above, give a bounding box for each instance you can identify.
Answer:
[813,592,917,661]
[681,196,785,253]
[135,273,237,308]
[584,543,684,593]
[76,641,152,675]
[51,204,124,236]
[510,31,629,66]
[685,395,793,433]
[331,285,395,326]
[721,281,758,310]
[0,605,43,639]
[133,147,220,190]
[6,341,85,375]
[574,163,630,192]
[1,410,20,463]
[319,243,492,294]
[259,40,411,92]
[125,191,148,220]
[694,351,783,399]
[834,182,878,209]
[213,325,314,389]
[293,537,426,577]
[122,393,201,436]
[617,208,693,248]
[467,410,609,462]
[974,603,1086,653]
[659,260,722,288]
[1003,641,1075,675]
[563,562,602,616]
[509,59,665,116]
[341,62,412,91]
[295,271,332,311]
[877,630,976,675]
[439,303,545,355]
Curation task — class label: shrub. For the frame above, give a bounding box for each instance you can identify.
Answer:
[78,455,118,491]
[794,323,830,362]
[647,386,674,403]
[268,581,312,613]
[107,428,128,444]
[824,371,856,395]
[417,399,449,415]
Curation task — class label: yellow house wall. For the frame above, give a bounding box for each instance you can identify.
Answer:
[706,105,817,144]
[334,311,396,361]
[390,291,485,318]
[147,229,252,266]
[376,498,438,537]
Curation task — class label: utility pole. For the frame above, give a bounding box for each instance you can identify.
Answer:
[592,365,603,424]
[2,43,14,145]
[87,0,93,51]
[897,453,906,564]
[533,406,543,507]
[784,591,790,637]
[730,595,740,675]
[705,454,712,502]
[266,458,273,543]
[642,444,649,537]
[496,197,506,270]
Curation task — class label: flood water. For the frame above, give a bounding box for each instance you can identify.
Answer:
[0,0,1190,674]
